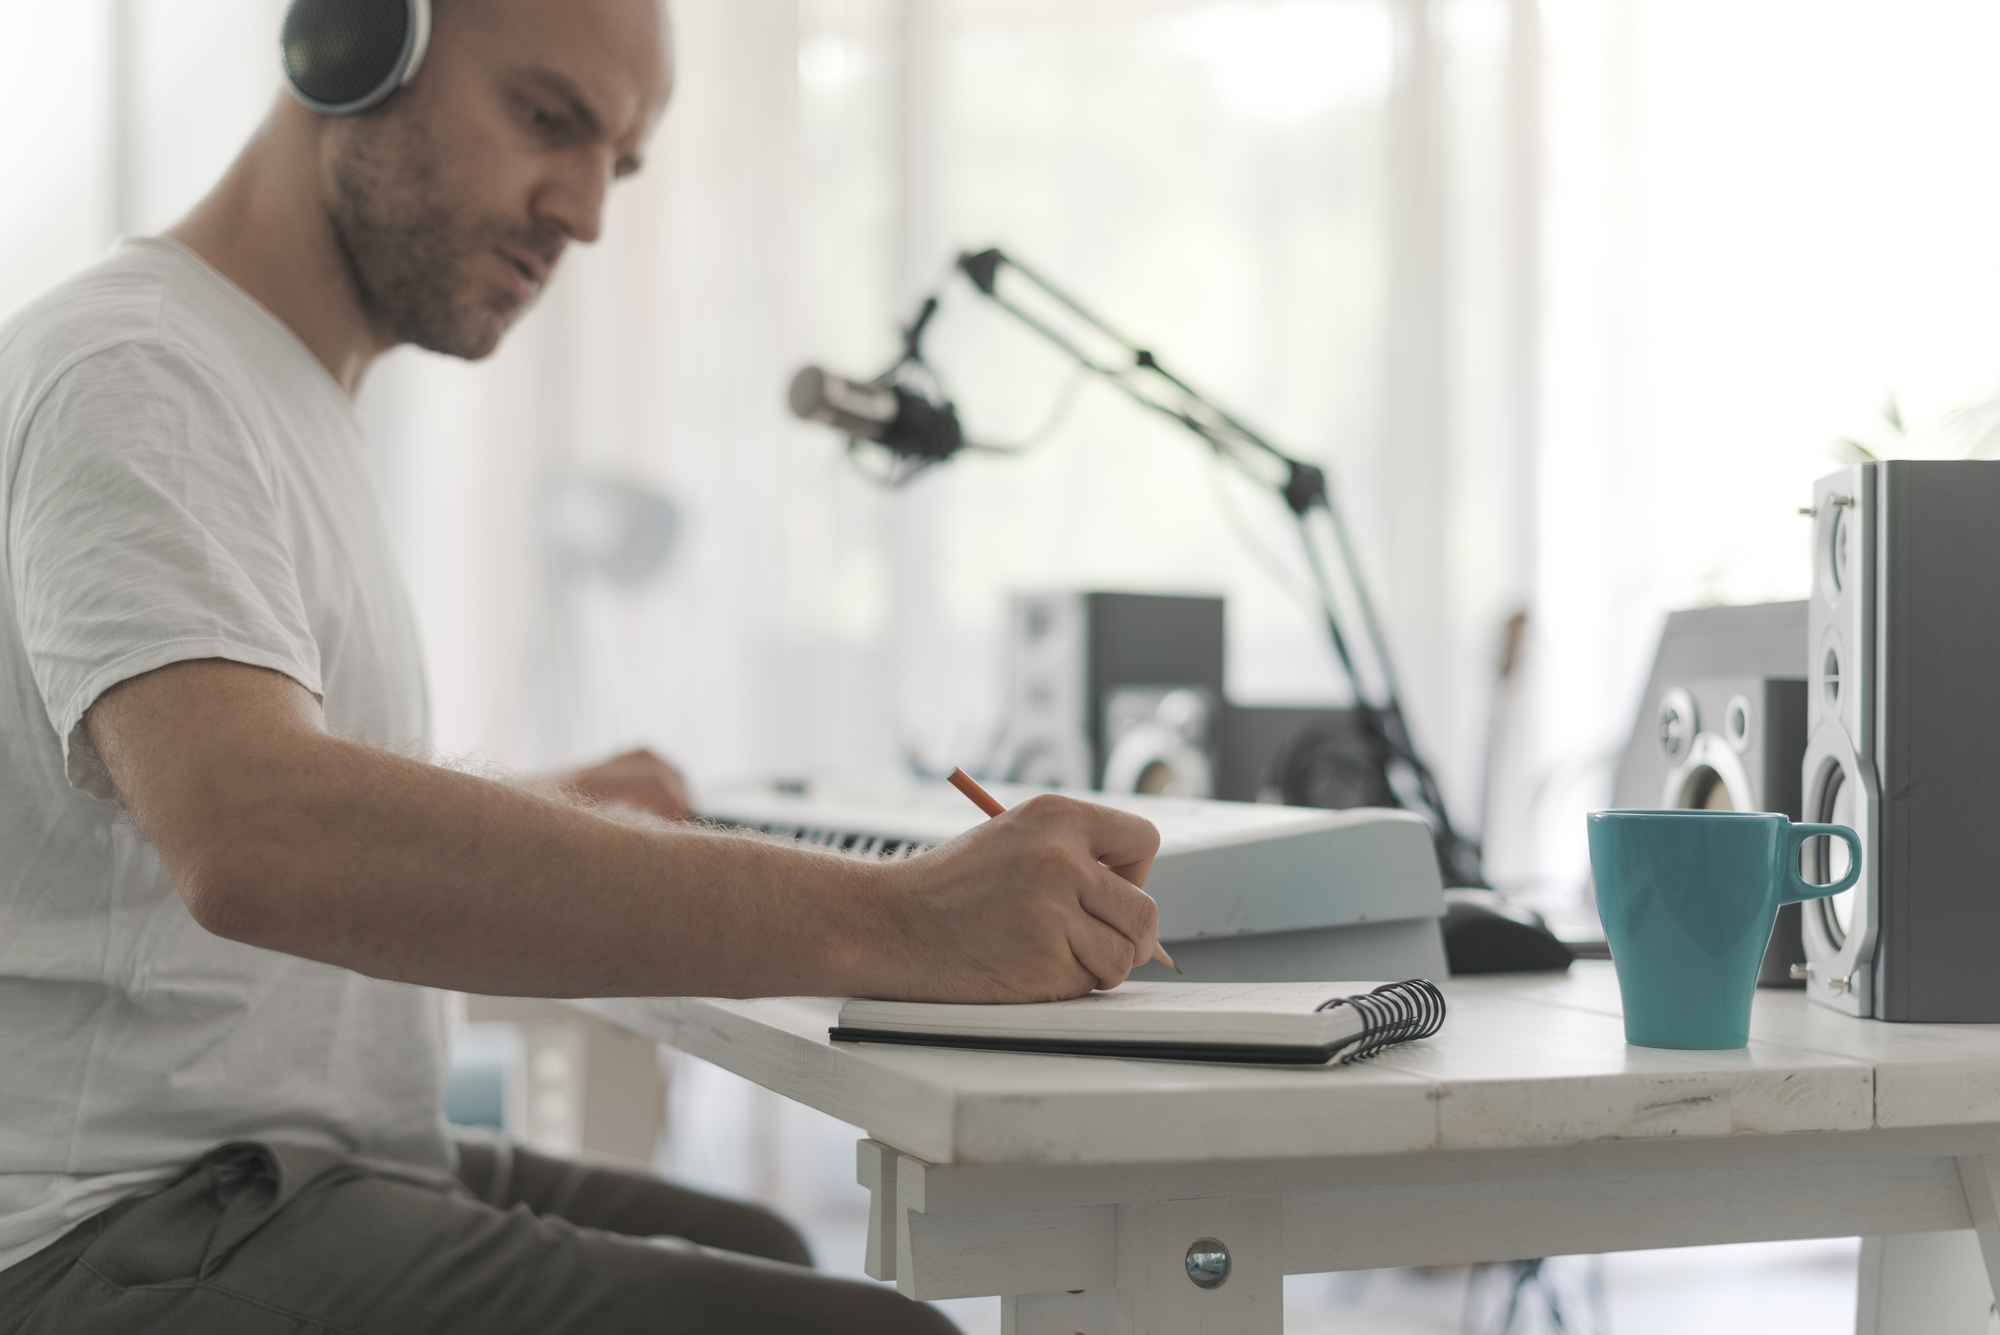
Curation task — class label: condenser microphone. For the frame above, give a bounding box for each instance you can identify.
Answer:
[787,366,965,463]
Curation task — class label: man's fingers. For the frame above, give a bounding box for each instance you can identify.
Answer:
[1067,911,1140,991]
[560,748,694,821]
[1076,866,1161,968]
[1012,795,1163,975]
[878,794,1168,1003]
[1016,794,1160,888]
[1079,805,1159,889]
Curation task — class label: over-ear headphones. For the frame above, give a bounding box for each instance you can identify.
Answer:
[281,0,433,116]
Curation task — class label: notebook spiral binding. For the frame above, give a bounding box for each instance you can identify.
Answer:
[1316,978,1446,1064]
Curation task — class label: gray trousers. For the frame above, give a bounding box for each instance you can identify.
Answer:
[0,1139,957,1334]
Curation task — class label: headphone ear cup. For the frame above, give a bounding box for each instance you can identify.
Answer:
[281,0,431,116]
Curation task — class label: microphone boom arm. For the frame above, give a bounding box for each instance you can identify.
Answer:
[950,247,1482,884]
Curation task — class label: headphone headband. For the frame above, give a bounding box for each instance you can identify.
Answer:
[281,0,432,116]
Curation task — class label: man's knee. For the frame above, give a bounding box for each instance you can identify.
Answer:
[722,1200,811,1268]
[861,1287,962,1335]
[478,1140,812,1266]
[799,1271,960,1335]
[629,1234,959,1333]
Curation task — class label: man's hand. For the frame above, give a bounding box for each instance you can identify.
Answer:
[857,794,1164,1003]
[553,748,692,821]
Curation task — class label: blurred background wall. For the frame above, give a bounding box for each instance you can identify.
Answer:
[12,0,2000,905]
[7,1,2000,1325]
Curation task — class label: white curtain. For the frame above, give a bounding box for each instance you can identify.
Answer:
[1523,0,2000,899]
[369,0,1541,830]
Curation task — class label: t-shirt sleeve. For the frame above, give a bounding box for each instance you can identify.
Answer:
[8,340,324,799]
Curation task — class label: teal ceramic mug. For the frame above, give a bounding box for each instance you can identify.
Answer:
[1586,810,1861,1049]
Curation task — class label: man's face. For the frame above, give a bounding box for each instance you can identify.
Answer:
[321,0,671,360]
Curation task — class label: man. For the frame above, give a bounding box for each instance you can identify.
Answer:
[0,0,1163,1330]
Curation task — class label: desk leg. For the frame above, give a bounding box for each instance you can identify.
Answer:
[856,1139,898,1282]
[1957,1156,2000,1333]
[1000,1196,1282,1335]
[1856,1231,1997,1335]
[1002,1289,1126,1335]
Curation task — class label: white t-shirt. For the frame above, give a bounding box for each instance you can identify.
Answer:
[0,238,452,1272]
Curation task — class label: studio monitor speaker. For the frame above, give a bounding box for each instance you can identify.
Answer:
[1653,678,1807,819]
[1802,462,2000,1021]
[1002,592,1225,792]
[1613,604,1809,810]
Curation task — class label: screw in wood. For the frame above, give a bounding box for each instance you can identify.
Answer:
[1184,1237,1231,1289]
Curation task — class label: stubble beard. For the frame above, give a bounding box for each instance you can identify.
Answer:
[324,116,557,362]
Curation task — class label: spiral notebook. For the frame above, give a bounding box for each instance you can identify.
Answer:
[829,979,1445,1066]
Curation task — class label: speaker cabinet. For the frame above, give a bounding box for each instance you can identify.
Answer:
[1801,465,1879,1015]
[1002,592,1225,791]
[1802,461,2000,1021]
[1612,603,1808,811]
[1217,705,1392,807]
[1654,678,1807,819]
[1102,686,1218,798]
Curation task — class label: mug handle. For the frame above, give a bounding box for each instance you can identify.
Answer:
[1782,823,1863,904]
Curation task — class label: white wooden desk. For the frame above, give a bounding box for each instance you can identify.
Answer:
[584,964,2000,1334]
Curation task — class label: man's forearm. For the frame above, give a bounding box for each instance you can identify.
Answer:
[196,733,889,997]
[89,662,886,997]
[88,659,1164,1004]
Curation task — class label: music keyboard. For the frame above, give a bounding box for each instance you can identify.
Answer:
[700,778,1449,982]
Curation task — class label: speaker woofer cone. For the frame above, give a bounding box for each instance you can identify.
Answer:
[1810,763,1856,945]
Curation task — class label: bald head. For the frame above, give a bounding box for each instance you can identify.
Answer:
[312,0,674,359]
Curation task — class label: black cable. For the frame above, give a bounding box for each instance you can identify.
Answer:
[844,437,940,488]
[962,366,1089,455]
